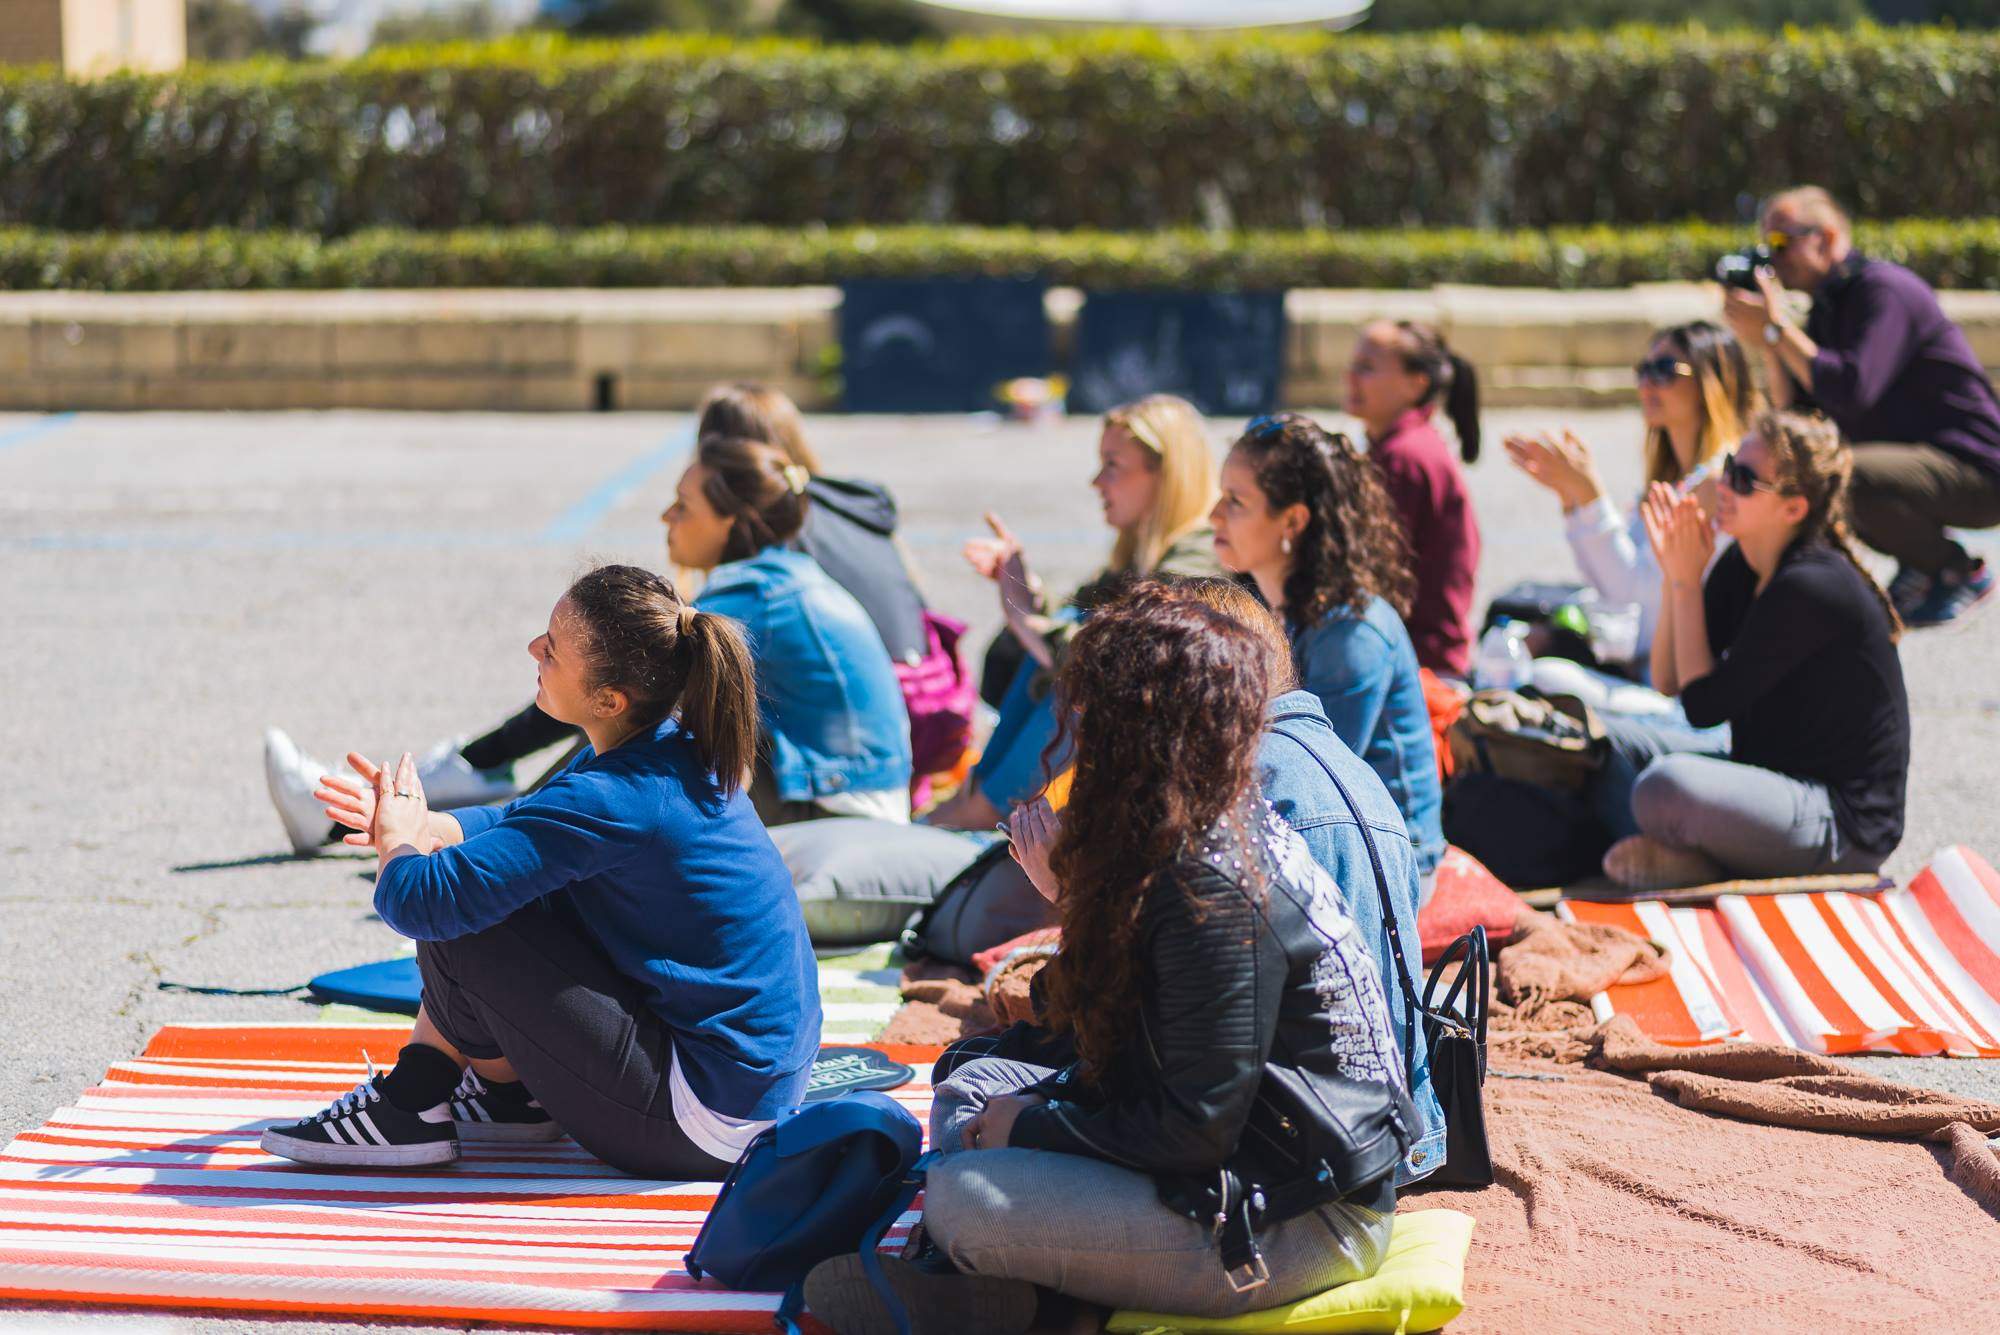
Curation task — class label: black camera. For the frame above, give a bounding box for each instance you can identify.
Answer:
[1714,244,1772,291]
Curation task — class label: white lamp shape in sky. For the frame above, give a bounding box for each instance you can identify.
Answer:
[907,0,1372,25]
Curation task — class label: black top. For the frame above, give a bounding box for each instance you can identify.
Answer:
[1682,540,1909,860]
[793,476,929,664]
[1797,257,2000,478]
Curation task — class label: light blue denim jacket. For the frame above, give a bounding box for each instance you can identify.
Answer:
[695,547,913,803]
[1290,596,1447,881]
[1258,690,1449,1185]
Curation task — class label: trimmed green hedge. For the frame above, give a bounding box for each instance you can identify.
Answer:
[7,220,2000,291]
[3,28,1999,234]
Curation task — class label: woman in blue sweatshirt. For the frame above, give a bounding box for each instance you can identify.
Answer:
[261,564,822,1178]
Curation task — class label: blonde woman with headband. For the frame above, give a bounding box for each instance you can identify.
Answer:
[929,394,1221,830]
[664,435,914,827]
[1505,321,1759,677]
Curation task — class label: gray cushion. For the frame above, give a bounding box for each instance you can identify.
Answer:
[771,818,983,946]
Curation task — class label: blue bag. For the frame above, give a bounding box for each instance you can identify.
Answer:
[685,1090,931,1334]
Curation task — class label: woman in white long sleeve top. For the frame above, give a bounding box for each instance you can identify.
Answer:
[1504,321,1758,679]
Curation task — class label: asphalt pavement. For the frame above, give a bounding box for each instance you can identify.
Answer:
[3,406,1998,1331]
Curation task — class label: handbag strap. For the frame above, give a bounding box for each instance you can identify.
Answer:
[775,1150,937,1335]
[1269,723,1421,1079]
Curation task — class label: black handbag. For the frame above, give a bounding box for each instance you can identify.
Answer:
[1286,738,1495,1190]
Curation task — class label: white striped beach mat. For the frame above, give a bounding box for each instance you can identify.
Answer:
[1561,846,2000,1055]
[0,1023,940,1329]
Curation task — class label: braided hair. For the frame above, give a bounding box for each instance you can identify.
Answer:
[1755,410,1902,641]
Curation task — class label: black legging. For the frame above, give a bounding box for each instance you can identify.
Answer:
[461,702,579,771]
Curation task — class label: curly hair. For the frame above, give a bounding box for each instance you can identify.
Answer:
[1230,412,1416,625]
[1036,582,1273,1080]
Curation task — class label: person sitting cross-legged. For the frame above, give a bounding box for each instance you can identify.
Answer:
[803,590,1411,1335]
[261,565,821,1177]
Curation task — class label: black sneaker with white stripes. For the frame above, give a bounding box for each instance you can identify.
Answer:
[260,1074,459,1167]
[446,1067,564,1143]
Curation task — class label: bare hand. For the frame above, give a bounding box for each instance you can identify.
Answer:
[963,511,1024,583]
[370,752,436,857]
[1656,493,1715,589]
[1006,797,1063,904]
[1722,282,1773,345]
[1503,429,1601,509]
[321,752,443,851]
[960,1092,1045,1151]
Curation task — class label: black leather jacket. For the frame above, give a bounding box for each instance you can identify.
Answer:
[1008,792,1415,1214]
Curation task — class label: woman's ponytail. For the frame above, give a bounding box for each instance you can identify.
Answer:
[1757,410,1903,643]
[563,564,763,793]
[674,609,759,794]
[1446,353,1482,464]
[1391,321,1481,463]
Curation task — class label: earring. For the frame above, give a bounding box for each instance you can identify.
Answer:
[1281,535,1293,555]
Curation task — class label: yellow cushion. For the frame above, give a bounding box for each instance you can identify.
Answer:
[1105,1209,1474,1335]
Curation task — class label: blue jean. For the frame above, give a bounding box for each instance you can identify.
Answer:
[922,1056,1391,1318]
[971,659,1068,811]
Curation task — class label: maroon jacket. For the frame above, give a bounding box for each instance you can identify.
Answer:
[1369,408,1481,678]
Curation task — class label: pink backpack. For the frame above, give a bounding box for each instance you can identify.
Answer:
[896,611,978,802]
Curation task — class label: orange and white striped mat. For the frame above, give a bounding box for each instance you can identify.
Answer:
[1562,846,2000,1056]
[0,1023,940,1329]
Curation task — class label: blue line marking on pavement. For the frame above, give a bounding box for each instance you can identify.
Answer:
[540,427,695,545]
[0,412,77,455]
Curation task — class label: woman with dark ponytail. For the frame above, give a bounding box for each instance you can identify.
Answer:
[667,434,914,825]
[261,564,821,1179]
[1345,320,1484,677]
[1598,410,1910,889]
[1209,414,1446,888]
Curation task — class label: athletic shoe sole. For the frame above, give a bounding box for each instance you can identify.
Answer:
[455,1119,565,1143]
[262,728,334,856]
[1907,581,1995,631]
[259,1127,460,1168]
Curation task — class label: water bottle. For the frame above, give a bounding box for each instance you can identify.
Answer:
[1474,618,1534,692]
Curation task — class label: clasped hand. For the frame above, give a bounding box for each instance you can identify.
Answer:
[318,751,442,857]
[1641,482,1715,588]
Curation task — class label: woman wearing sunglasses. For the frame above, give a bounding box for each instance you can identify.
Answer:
[1598,410,1908,890]
[1503,321,1757,679]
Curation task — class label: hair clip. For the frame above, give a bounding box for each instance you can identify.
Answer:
[782,464,810,495]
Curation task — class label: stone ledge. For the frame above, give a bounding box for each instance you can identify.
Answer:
[1,284,1995,412]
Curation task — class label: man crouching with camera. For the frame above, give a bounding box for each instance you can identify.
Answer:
[1721,186,2000,628]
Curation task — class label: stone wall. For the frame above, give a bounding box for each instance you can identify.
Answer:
[4,284,1998,413]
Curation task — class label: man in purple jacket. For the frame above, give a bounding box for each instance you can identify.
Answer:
[1723,186,2000,628]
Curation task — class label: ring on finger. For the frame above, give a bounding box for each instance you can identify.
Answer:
[394,789,415,799]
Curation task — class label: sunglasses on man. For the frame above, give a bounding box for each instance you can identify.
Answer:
[1763,225,1818,254]
[1720,451,1782,497]
[1633,356,1693,387]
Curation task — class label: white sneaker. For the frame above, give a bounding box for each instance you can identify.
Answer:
[416,736,519,809]
[263,727,335,855]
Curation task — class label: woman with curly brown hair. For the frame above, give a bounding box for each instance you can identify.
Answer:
[1210,413,1446,885]
[804,591,1410,1334]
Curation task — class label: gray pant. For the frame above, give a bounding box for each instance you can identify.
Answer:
[921,1057,1391,1319]
[1849,442,2000,575]
[1630,752,1882,878]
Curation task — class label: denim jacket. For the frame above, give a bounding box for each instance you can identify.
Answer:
[1257,690,1448,1185]
[1289,595,1447,879]
[695,547,913,803]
